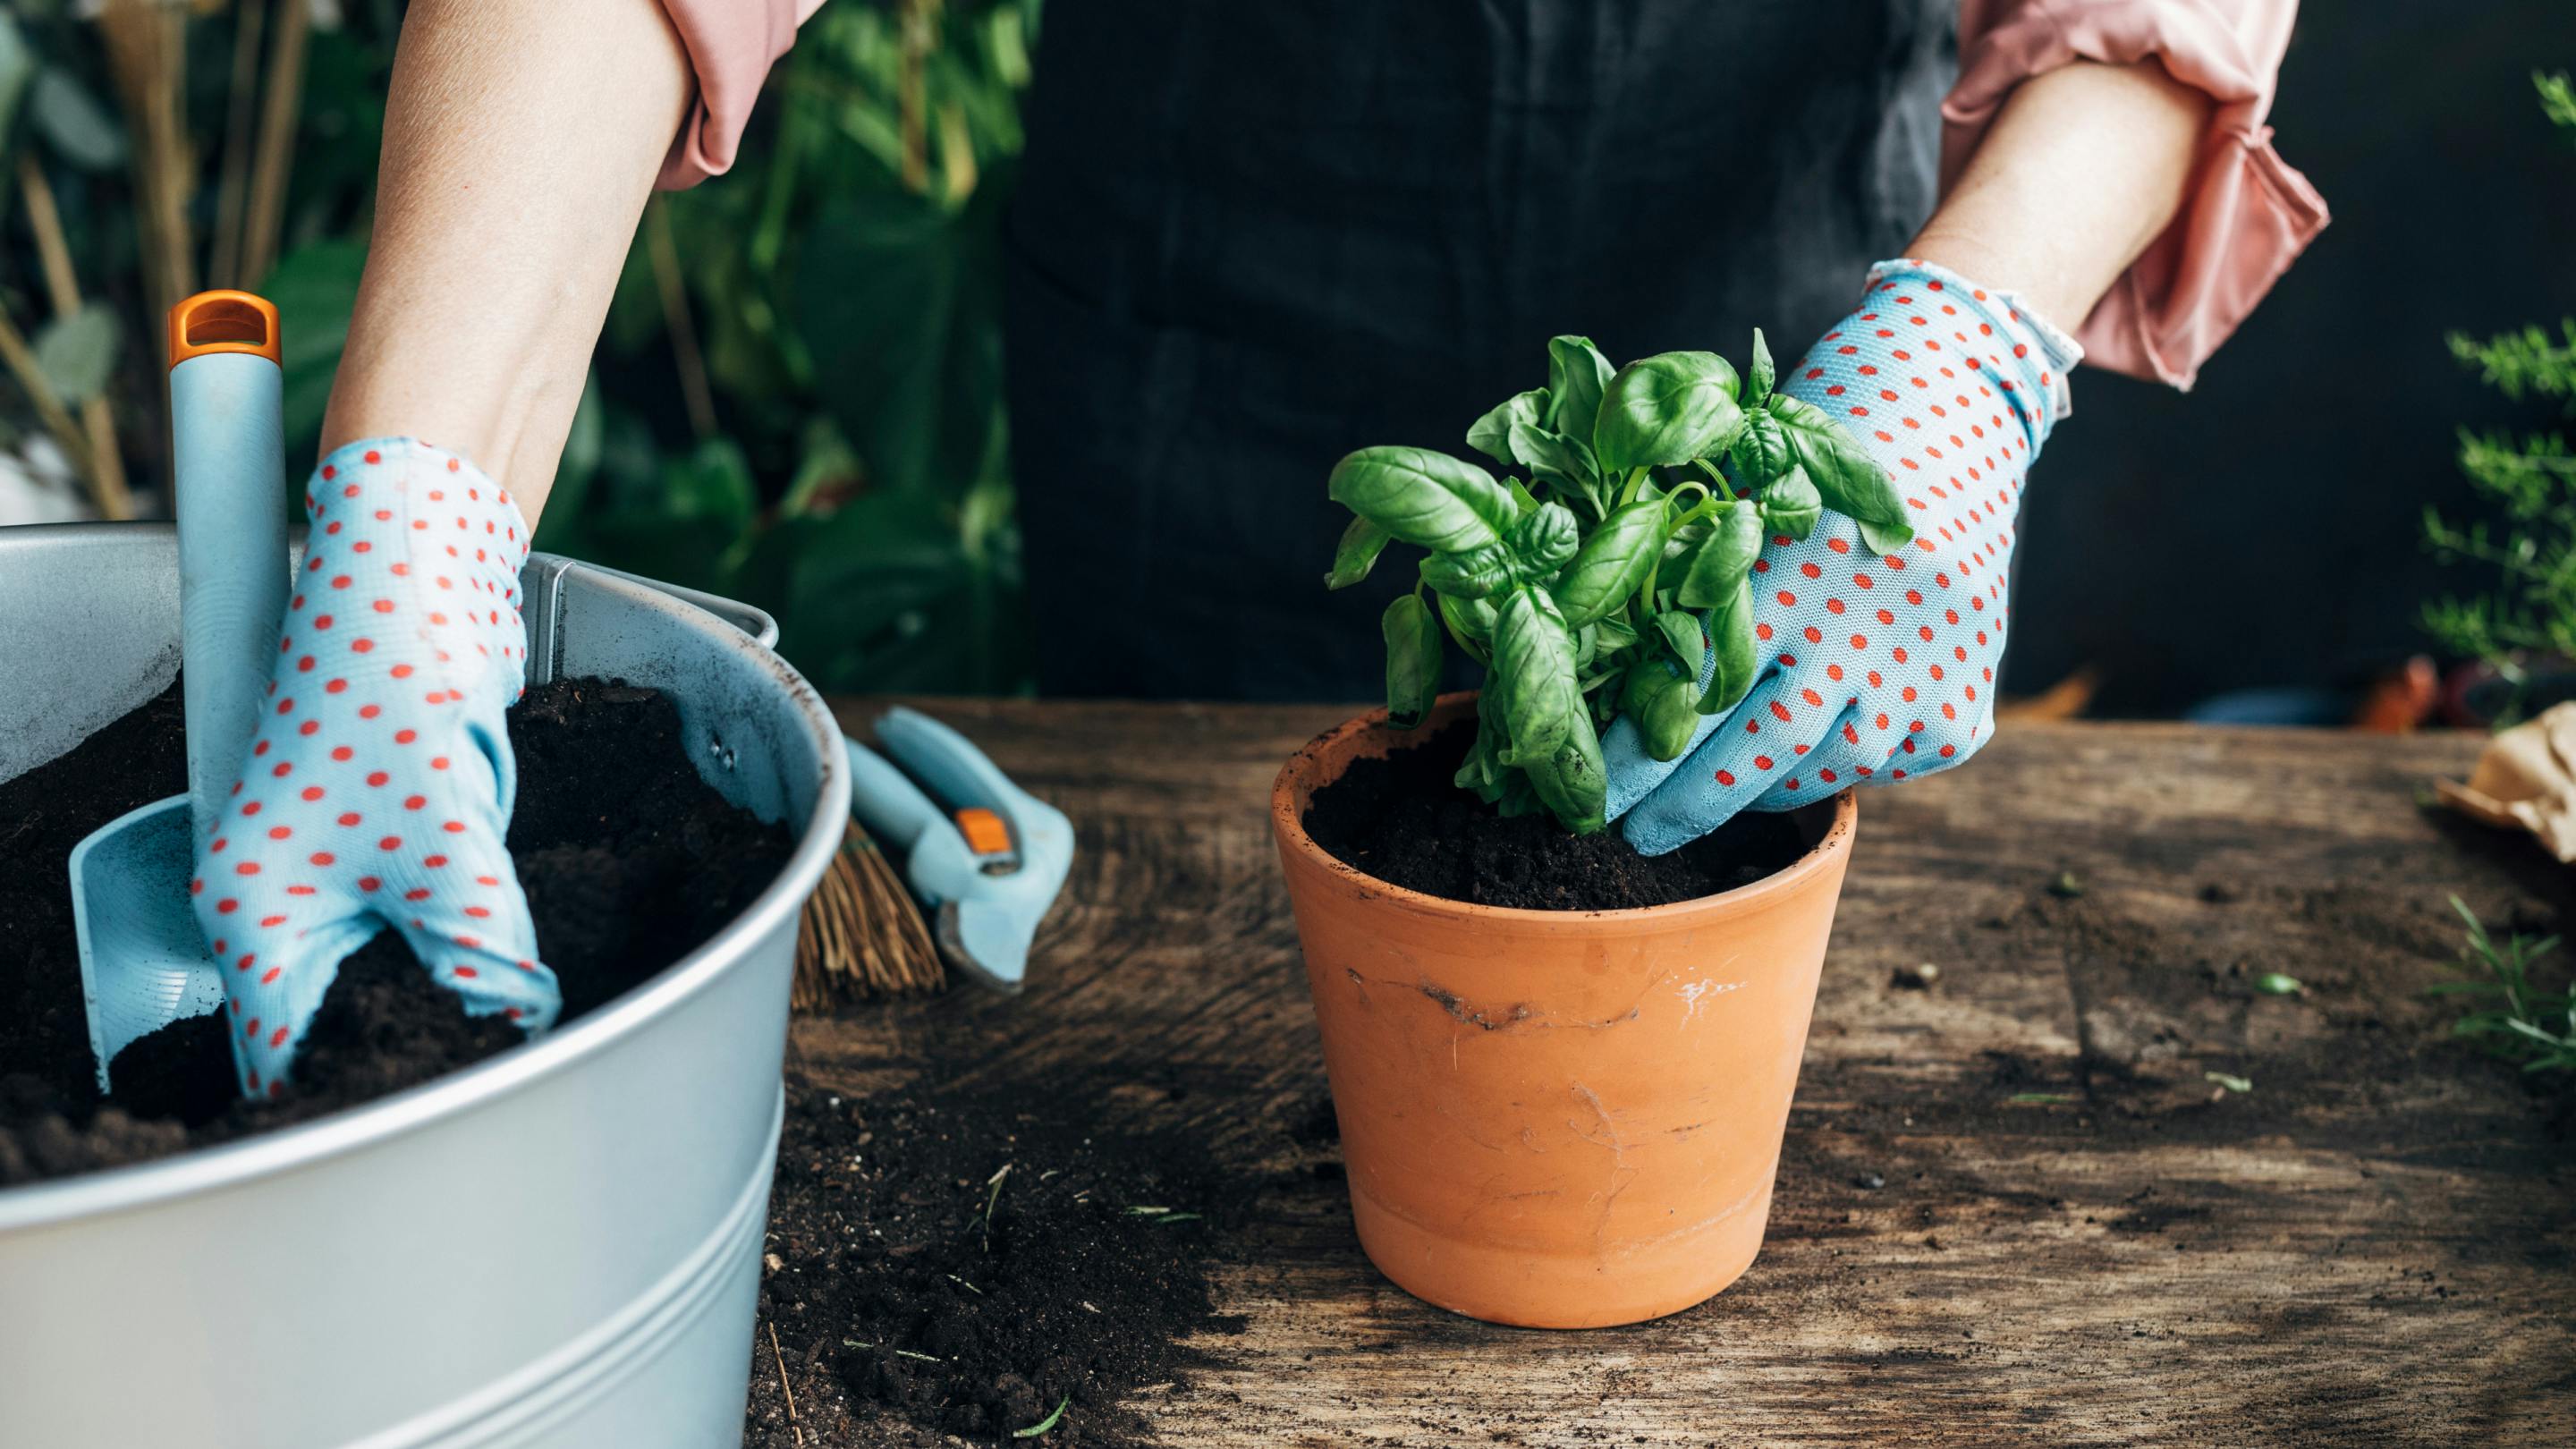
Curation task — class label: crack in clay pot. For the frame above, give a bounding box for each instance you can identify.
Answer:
[1566,1082,1640,1244]
[1402,971,1662,1034]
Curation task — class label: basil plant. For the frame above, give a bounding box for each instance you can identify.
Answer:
[1324,334,1912,835]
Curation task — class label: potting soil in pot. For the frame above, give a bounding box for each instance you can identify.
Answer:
[1301,720,1813,910]
[0,677,794,1185]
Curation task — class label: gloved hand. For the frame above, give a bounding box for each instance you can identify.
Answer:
[190,438,558,1095]
[1605,259,2079,855]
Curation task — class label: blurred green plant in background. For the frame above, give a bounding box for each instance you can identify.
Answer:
[0,0,1036,694]
[2421,72,2576,705]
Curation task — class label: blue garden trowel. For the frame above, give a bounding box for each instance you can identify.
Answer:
[844,709,1073,994]
[67,291,289,1093]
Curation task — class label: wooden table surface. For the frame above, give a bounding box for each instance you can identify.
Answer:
[784,700,2575,1447]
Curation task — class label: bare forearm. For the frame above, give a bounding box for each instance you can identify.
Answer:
[1910,58,2211,332]
[320,0,691,523]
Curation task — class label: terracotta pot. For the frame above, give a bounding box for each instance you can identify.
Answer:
[1270,693,1857,1328]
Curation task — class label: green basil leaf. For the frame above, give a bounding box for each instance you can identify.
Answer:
[1545,335,1615,444]
[1700,575,1760,715]
[1521,710,1608,834]
[1652,609,1707,683]
[1573,622,1600,672]
[1768,394,1914,552]
[1856,516,1915,557]
[1507,476,1544,515]
[1454,722,1499,794]
[1437,589,1499,645]
[1592,351,1745,474]
[1468,389,1549,467]
[1506,501,1580,581]
[1590,613,1640,657]
[1419,541,1513,599]
[1549,498,1668,628]
[1758,466,1823,540]
[1493,586,1581,760]
[1323,515,1392,590]
[1642,682,1699,762]
[1621,659,1700,763]
[1620,655,1670,716]
[1676,498,1763,609]
[1328,446,1514,554]
[1462,688,1515,802]
[1745,327,1776,408]
[1507,420,1599,496]
[1727,409,1791,490]
[1381,593,1444,730]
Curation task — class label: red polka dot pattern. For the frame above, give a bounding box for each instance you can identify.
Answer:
[1607,260,2079,854]
[190,438,559,1095]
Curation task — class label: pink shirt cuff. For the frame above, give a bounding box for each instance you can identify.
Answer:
[655,0,824,190]
[1947,0,2330,389]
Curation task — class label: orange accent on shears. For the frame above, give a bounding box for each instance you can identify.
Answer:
[954,808,1012,856]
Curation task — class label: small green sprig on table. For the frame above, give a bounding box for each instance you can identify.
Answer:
[2434,896,2576,1075]
[1324,333,1911,835]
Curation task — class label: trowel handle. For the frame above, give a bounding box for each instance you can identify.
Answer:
[167,292,289,846]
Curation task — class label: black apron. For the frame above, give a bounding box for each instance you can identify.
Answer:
[1004,1,1955,700]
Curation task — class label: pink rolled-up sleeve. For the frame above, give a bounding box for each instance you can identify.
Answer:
[1948,0,2330,388]
[655,0,826,190]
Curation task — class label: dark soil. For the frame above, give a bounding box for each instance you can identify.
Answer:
[0,677,794,1185]
[752,1063,1254,1448]
[1301,720,1814,910]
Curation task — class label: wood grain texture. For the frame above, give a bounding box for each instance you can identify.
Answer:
[783,703,2576,1447]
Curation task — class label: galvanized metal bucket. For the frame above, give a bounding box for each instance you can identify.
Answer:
[0,523,849,1449]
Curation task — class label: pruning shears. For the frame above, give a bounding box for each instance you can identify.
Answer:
[843,708,1073,993]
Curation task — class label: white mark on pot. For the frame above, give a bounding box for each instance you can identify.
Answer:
[1677,978,1748,1021]
[1344,968,1373,1010]
[706,728,737,772]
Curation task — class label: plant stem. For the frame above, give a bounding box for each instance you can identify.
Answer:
[241,0,313,286]
[13,156,133,519]
[0,307,109,501]
[1693,456,1738,502]
[97,0,196,327]
[209,0,270,289]
[897,0,935,194]
[646,199,719,440]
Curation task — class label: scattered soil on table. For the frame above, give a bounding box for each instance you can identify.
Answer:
[1771,823,2576,1254]
[751,1059,1255,1448]
[1301,720,1813,910]
[0,678,794,1186]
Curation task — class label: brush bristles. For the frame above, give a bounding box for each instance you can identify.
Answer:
[794,820,945,1007]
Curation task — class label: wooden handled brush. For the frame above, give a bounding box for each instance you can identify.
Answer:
[792,820,945,1007]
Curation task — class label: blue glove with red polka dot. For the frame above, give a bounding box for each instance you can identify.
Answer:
[191,438,558,1096]
[1606,259,2080,855]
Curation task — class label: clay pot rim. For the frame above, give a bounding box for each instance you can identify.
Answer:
[1272,691,1858,929]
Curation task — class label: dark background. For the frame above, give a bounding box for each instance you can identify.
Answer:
[4,2,2567,711]
[2006,1,2576,715]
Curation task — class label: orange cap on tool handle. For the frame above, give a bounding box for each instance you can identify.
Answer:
[954,808,1013,857]
[167,290,281,369]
